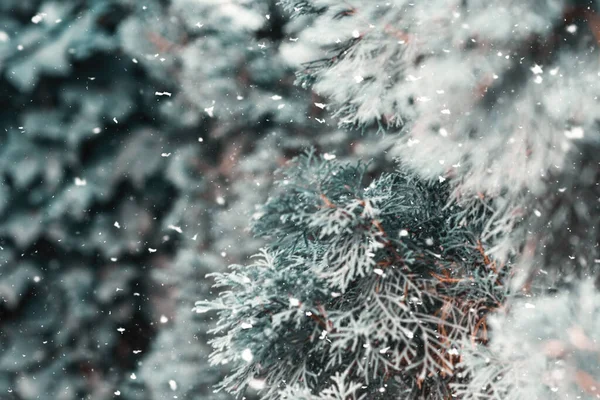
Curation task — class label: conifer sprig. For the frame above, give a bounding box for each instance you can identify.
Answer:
[200,150,506,399]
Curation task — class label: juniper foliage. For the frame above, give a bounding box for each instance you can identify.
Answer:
[199,151,507,399]
[278,0,600,278]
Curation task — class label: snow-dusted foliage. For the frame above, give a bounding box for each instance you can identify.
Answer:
[456,281,600,400]
[200,151,507,399]
[280,371,367,400]
[279,0,600,274]
[281,0,586,194]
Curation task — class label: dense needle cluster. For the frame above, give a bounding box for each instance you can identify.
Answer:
[199,151,507,399]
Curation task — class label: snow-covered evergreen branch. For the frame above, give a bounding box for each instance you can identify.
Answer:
[200,150,506,399]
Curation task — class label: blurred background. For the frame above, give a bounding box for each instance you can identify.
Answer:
[0,0,393,398]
